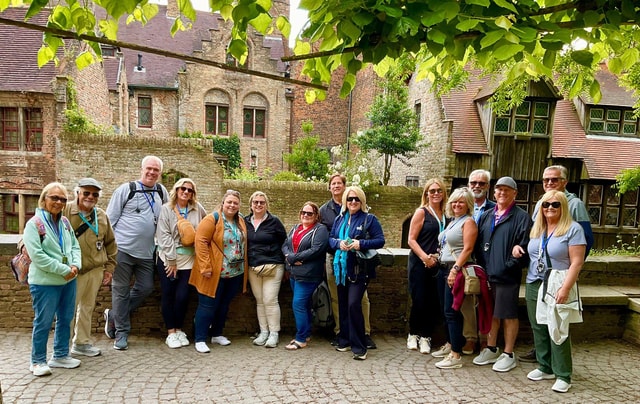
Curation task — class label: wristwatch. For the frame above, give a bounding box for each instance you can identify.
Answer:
[452,264,461,271]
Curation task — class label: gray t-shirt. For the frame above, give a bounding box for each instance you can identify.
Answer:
[526,221,586,283]
[106,181,168,259]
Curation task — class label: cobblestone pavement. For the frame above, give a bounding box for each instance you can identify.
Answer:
[0,331,639,403]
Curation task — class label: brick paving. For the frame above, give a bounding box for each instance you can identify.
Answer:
[0,331,639,403]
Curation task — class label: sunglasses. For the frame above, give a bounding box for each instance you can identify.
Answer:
[47,195,68,204]
[82,191,100,198]
[542,177,563,184]
[252,200,266,206]
[179,186,195,194]
[541,201,561,209]
[428,189,443,195]
[300,210,315,217]
[346,196,360,203]
[469,181,487,187]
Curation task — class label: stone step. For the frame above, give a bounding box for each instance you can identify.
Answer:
[518,284,631,306]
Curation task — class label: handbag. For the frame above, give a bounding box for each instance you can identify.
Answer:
[174,207,196,247]
[251,263,278,277]
[445,238,482,295]
[10,240,31,285]
[353,214,381,279]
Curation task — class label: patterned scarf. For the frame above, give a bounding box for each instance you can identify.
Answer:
[333,212,350,286]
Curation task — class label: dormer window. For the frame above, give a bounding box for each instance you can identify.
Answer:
[494,100,551,136]
[588,107,638,137]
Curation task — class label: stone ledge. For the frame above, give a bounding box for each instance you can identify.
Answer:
[629,298,640,313]
[518,284,630,306]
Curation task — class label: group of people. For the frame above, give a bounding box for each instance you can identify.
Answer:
[23,157,387,377]
[406,166,592,393]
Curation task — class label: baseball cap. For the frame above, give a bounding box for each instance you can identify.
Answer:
[77,178,102,190]
[495,176,517,190]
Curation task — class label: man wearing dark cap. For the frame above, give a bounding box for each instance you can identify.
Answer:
[473,177,532,373]
[64,178,117,357]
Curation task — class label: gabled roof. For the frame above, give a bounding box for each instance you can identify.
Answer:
[441,74,489,154]
[579,64,637,107]
[0,7,58,93]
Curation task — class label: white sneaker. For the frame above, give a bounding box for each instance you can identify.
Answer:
[552,379,572,393]
[176,331,189,347]
[253,331,269,346]
[165,333,182,349]
[473,347,501,365]
[48,356,81,369]
[265,332,279,348]
[435,353,463,369]
[406,334,418,350]
[195,342,210,353]
[419,336,431,354]
[492,353,517,372]
[30,363,52,377]
[527,369,555,381]
[211,335,231,346]
[431,342,452,358]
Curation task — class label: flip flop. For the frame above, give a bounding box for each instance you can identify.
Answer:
[285,340,307,350]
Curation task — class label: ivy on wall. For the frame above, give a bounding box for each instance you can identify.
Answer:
[62,77,102,136]
[212,134,241,176]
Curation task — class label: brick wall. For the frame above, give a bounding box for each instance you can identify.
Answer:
[68,48,112,128]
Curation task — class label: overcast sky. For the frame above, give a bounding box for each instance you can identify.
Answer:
[153,0,306,47]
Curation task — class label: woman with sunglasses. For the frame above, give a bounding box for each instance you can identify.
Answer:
[525,190,586,393]
[190,189,248,353]
[406,179,448,356]
[329,186,385,360]
[24,182,82,376]
[282,202,329,350]
[245,191,287,348]
[156,178,206,349]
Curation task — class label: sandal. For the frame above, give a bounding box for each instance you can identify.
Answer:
[285,340,307,350]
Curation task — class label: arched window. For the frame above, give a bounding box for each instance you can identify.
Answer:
[242,93,268,139]
[204,89,230,135]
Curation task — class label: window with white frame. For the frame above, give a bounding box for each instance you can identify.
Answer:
[494,100,551,136]
[588,107,639,136]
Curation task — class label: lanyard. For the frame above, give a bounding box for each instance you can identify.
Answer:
[79,208,99,236]
[43,212,65,256]
[427,206,445,233]
[178,207,188,219]
[539,230,555,261]
[137,181,157,212]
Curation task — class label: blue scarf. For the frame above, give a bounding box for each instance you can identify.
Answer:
[333,212,350,286]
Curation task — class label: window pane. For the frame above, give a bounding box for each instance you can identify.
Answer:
[1,107,19,150]
[495,117,510,132]
[605,207,619,226]
[25,108,43,151]
[624,110,636,121]
[514,118,529,132]
[606,122,619,133]
[588,206,601,225]
[624,189,639,206]
[138,97,152,127]
[588,184,603,204]
[515,101,530,116]
[534,102,549,117]
[589,121,604,132]
[623,123,636,135]
[607,109,621,120]
[607,187,620,205]
[590,108,603,120]
[533,119,548,135]
[622,208,637,227]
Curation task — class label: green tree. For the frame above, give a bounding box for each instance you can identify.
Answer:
[353,74,421,186]
[284,120,330,180]
[213,134,241,176]
[615,166,640,195]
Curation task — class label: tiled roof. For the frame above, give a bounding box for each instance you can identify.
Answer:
[0,7,58,93]
[103,57,123,91]
[579,64,637,107]
[441,73,489,154]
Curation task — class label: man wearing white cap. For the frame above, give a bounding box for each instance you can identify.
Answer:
[64,178,117,357]
[473,176,532,373]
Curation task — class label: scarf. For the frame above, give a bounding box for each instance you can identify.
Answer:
[333,212,350,286]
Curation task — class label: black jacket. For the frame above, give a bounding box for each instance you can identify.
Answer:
[282,223,329,282]
[244,212,287,267]
[475,204,532,284]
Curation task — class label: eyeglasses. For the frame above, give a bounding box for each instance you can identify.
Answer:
[178,186,194,194]
[428,189,443,195]
[300,210,315,217]
[252,200,266,206]
[469,181,487,187]
[82,191,100,198]
[542,177,563,184]
[541,201,561,209]
[346,196,360,203]
[47,195,68,204]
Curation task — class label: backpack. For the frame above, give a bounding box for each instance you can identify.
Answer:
[10,216,71,285]
[312,280,335,329]
[122,181,165,210]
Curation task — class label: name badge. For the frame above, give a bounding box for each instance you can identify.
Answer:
[537,261,545,273]
[96,240,104,251]
[62,256,68,264]
[483,242,490,252]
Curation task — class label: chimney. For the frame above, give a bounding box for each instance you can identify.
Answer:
[166,0,179,18]
[135,54,145,72]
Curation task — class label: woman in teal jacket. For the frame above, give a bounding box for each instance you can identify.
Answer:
[23,182,82,377]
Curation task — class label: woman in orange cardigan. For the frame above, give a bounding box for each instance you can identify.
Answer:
[189,190,248,353]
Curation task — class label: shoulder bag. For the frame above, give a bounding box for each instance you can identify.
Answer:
[174,206,196,247]
[354,214,381,279]
[445,237,482,295]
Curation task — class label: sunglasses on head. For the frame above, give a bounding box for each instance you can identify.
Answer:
[346,196,360,203]
[469,181,487,187]
[47,195,68,203]
[300,210,315,217]
[178,186,194,194]
[428,188,443,195]
[82,191,100,198]
[541,201,561,208]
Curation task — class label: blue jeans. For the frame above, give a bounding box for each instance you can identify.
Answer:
[337,278,367,355]
[30,279,77,364]
[442,267,464,354]
[111,251,155,338]
[290,278,320,343]
[157,257,192,330]
[194,275,243,342]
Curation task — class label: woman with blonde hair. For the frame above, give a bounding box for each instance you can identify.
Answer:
[156,178,206,348]
[245,191,287,348]
[525,190,586,393]
[406,178,448,355]
[190,190,248,353]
